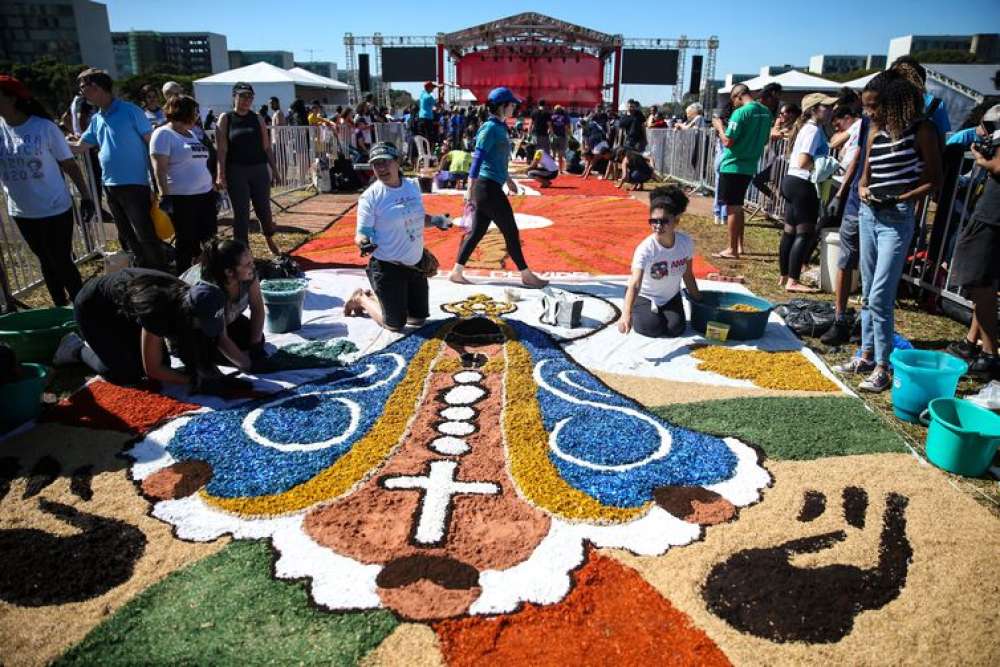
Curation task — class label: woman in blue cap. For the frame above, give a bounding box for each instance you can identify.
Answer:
[448,87,547,288]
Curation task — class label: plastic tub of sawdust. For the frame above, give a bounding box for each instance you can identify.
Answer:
[260,278,309,333]
[1,363,50,432]
[0,307,78,363]
[690,291,773,341]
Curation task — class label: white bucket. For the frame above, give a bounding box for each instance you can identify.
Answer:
[820,229,859,294]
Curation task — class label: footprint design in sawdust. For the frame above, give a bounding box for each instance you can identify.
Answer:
[702,487,912,643]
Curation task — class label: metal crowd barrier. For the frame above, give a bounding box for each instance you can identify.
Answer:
[0,152,109,302]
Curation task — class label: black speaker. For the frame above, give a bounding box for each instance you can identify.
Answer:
[689,55,703,95]
[359,53,371,92]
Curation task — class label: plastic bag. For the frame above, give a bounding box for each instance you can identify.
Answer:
[456,201,476,229]
[968,381,1000,410]
[775,299,837,338]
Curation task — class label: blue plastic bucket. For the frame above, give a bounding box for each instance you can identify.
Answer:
[689,291,773,341]
[260,279,308,334]
[0,363,50,433]
[889,349,967,423]
[922,398,1000,477]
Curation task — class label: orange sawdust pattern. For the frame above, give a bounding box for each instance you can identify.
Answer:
[526,174,631,197]
[293,194,718,277]
[690,347,840,392]
[40,380,202,434]
[433,551,731,667]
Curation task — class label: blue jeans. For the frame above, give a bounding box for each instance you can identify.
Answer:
[712,146,727,219]
[859,201,915,366]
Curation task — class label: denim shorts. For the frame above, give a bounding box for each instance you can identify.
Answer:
[838,215,860,270]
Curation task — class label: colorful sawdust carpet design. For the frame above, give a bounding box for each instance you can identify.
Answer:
[130,295,769,621]
[293,193,718,277]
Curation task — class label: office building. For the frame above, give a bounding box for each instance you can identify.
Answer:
[295,61,338,80]
[809,54,885,75]
[112,31,228,76]
[228,50,294,69]
[888,34,1000,64]
[0,0,115,75]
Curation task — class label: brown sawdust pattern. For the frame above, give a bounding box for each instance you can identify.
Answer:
[609,454,1000,665]
[0,424,224,667]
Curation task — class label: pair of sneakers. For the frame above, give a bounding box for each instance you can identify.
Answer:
[833,356,891,392]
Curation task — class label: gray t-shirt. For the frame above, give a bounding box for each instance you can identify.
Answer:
[150,125,213,196]
[180,264,251,324]
[355,178,425,266]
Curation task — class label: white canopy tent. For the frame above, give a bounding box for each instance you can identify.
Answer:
[193,62,351,118]
[841,73,878,90]
[719,69,842,94]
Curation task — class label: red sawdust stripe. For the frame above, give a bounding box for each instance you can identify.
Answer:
[433,551,731,666]
[41,380,201,434]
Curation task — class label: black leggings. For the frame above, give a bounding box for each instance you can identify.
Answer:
[456,178,528,271]
[170,190,218,274]
[779,175,819,281]
[14,208,83,307]
[632,293,686,338]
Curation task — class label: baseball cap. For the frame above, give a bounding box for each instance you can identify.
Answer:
[232,82,255,96]
[185,282,227,338]
[801,93,838,114]
[487,87,522,106]
[369,142,400,162]
[0,75,32,101]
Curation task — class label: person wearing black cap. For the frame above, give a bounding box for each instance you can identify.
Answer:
[448,86,547,288]
[215,82,281,256]
[347,142,453,331]
[70,268,251,393]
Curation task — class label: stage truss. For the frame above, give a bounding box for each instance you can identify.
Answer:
[344,14,719,111]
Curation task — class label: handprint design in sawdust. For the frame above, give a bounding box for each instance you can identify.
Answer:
[702,487,912,643]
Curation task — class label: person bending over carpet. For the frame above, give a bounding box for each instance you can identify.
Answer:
[67,268,252,394]
[526,147,559,187]
[181,238,267,369]
[619,185,702,337]
[347,142,452,332]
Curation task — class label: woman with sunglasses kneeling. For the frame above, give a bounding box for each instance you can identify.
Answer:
[618,185,702,337]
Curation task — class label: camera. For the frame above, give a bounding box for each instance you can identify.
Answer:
[973,122,999,159]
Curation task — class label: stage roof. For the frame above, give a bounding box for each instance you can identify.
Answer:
[439,12,621,57]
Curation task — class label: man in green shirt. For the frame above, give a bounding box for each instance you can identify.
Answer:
[713,83,776,259]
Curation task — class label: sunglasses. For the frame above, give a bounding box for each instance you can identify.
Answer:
[649,217,677,226]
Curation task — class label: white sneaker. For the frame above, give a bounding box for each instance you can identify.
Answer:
[53,332,84,366]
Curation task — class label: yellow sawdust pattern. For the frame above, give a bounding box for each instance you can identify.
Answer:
[691,347,839,393]
[498,322,645,524]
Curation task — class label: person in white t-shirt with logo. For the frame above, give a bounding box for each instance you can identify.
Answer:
[346,142,452,331]
[150,95,216,273]
[619,185,702,337]
[526,148,559,187]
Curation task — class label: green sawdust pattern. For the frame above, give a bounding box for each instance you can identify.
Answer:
[653,396,908,461]
[56,541,399,666]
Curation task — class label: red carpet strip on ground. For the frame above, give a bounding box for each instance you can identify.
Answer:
[294,194,717,277]
[524,174,631,197]
[41,380,201,434]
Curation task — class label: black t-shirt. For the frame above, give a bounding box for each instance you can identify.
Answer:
[531,109,551,135]
[89,268,181,337]
[619,111,647,149]
[973,172,1000,226]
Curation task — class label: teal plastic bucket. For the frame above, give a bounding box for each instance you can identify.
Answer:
[689,291,773,341]
[0,307,77,363]
[0,363,50,433]
[889,349,967,423]
[260,278,308,334]
[922,398,1000,477]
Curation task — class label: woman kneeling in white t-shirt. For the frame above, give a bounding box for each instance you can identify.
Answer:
[346,142,452,332]
[619,185,703,337]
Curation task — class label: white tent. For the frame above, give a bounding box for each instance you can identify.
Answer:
[193,62,351,117]
[287,67,351,92]
[841,72,878,90]
[718,69,841,94]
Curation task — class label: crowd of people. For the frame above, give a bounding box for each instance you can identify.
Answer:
[1,56,997,394]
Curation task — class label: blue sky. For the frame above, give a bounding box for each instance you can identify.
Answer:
[104,0,999,104]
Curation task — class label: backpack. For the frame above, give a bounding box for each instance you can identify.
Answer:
[332,153,362,192]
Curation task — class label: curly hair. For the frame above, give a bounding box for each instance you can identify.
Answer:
[864,70,922,139]
[649,184,689,216]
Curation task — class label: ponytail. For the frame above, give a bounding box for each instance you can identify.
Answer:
[199,237,248,288]
[784,107,818,159]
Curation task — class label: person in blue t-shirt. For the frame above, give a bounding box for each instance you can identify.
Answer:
[417,81,438,146]
[449,87,547,288]
[72,68,167,270]
[891,57,950,136]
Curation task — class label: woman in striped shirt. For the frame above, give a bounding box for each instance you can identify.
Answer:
[834,71,941,392]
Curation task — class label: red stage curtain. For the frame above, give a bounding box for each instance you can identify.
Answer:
[456,49,603,108]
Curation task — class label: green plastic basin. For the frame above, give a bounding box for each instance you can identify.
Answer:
[0,307,77,363]
[0,363,50,432]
